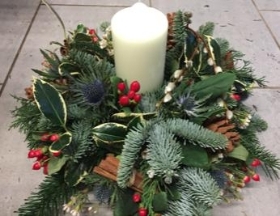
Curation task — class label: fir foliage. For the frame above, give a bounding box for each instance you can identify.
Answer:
[146,124,182,180]
[16,174,76,216]
[163,118,228,150]
[117,120,156,188]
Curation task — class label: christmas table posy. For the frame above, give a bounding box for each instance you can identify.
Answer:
[10,2,280,216]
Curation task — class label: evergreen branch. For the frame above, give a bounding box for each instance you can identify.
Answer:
[163,118,228,150]
[69,120,95,162]
[163,191,194,216]
[117,120,156,188]
[180,168,222,207]
[16,174,76,216]
[198,22,215,36]
[146,124,182,180]
[240,133,280,180]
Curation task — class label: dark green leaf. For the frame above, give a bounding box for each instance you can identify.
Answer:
[64,161,89,186]
[33,79,67,127]
[192,73,236,99]
[74,33,92,42]
[181,144,209,168]
[48,155,69,175]
[113,189,138,216]
[152,191,168,212]
[228,144,249,161]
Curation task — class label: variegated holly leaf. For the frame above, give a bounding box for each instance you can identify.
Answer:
[33,78,67,127]
[49,132,72,152]
[93,123,127,145]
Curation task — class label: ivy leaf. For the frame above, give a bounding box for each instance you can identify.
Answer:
[228,144,249,161]
[181,144,209,168]
[48,155,69,175]
[33,78,67,127]
[49,132,72,152]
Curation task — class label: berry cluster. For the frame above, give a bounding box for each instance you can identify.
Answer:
[132,193,148,216]
[243,158,261,184]
[27,133,62,175]
[117,81,142,107]
[88,28,99,43]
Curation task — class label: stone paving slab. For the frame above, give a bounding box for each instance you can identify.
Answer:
[0,0,40,84]
[253,0,280,10]
[48,0,150,6]
[152,0,280,87]
[261,11,280,48]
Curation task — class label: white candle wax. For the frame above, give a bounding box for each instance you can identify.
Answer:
[111,2,168,93]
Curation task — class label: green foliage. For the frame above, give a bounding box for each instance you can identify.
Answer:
[164,118,228,150]
[146,124,182,180]
[16,174,76,216]
[33,78,67,128]
[198,22,215,36]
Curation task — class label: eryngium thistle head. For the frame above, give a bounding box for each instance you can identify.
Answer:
[210,170,227,189]
[81,79,105,105]
[176,92,197,116]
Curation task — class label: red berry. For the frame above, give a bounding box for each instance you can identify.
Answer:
[40,133,50,141]
[92,36,99,42]
[251,159,261,167]
[132,193,141,203]
[127,90,136,99]
[32,161,41,170]
[28,150,36,158]
[50,134,60,142]
[243,176,251,184]
[89,29,96,35]
[43,163,48,175]
[252,173,260,181]
[133,94,142,103]
[138,207,148,216]
[119,95,130,106]
[117,82,126,92]
[34,149,44,158]
[130,81,140,92]
[52,151,62,157]
[231,94,241,101]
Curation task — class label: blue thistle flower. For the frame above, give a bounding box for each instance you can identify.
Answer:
[81,79,105,105]
[210,169,227,189]
[93,185,112,204]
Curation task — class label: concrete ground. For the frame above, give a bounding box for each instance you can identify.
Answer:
[0,0,280,215]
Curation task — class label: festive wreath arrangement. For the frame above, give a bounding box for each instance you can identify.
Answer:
[11,9,280,216]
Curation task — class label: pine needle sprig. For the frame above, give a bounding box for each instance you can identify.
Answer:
[163,118,228,150]
[117,120,157,188]
[180,168,222,207]
[68,120,95,162]
[146,124,182,181]
[240,132,280,179]
[16,174,76,216]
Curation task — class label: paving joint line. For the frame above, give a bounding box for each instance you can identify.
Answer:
[42,4,127,7]
[0,2,41,97]
[251,0,280,50]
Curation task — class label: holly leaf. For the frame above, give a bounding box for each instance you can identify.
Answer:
[33,78,67,127]
[64,161,89,186]
[113,189,138,216]
[92,123,127,144]
[181,144,209,168]
[49,132,72,152]
[48,155,69,175]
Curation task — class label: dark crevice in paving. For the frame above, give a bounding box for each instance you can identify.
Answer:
[251,0,280,50]
[0,2,41,97]
[45,4,127,7]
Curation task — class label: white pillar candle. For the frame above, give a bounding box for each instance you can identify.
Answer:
[111,2,168,93]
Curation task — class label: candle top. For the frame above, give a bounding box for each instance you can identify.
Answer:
[111,2,168,42]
